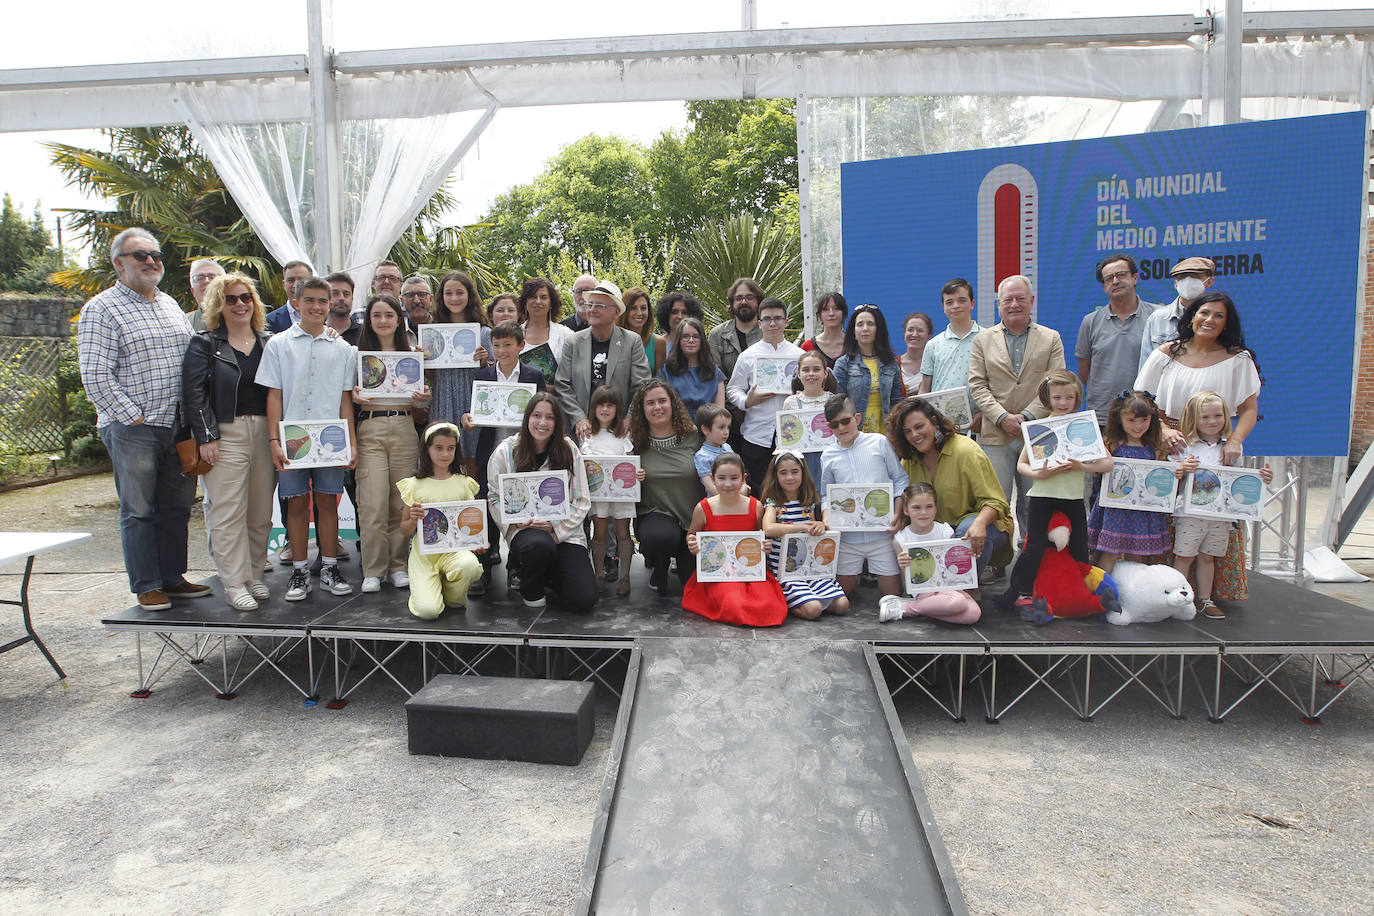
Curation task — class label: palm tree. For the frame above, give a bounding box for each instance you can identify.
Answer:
[673,213,803,328]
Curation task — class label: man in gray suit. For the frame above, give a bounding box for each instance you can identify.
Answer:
[556,280,652,440]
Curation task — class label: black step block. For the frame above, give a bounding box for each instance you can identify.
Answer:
[405,674,594,765]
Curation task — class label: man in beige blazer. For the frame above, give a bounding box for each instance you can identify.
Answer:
[968,274,1066,569]
[555,280,652,440]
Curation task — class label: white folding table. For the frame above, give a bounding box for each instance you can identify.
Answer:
[0,532,92,678]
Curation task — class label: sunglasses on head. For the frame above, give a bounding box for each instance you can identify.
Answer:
[119,249,163,263]
[223,293,254,306]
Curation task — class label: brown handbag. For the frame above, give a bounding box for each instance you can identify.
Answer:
[176,434,212,476]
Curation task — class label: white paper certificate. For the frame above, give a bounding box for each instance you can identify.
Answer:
[584,455,641,502]
[420,323,482,369]
[903,537,979,596]
[417,501,488,555]
[775,408,835,453]
[1099,458,1179,513]
[1021,410,1108,470]
[923,386,975,431]
[470,381,537,427]
[826,483,895,532]
[495,470,571,525]
[754,355,800,395]
[279,420,352,469]
[778,532,840,582]
[357,351,425,398]
[696,531,767,582]
[1179,464,1265,522]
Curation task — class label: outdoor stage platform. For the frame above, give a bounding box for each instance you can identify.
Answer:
[100,561,1374,723]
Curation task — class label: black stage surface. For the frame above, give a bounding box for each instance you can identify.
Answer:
[101,562,1374,720]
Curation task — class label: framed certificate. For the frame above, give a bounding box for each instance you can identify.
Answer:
[495,470,571,525]
[584,455,641,502]
[778,531,840,582]
[754,355,800,395]
[903,538,979,596]
[420,323,482,369]
[696,531,767,582]
[775,408,834,453]
[279,420,352,469]
[826,483,894,531]
[1179,464,1266,522]
[417,500,487,555]
[470,381,537,427]
[1021,410,1108,470]
[357,351,425,398]
[923,386,974,430]
[1099,458,1179,513]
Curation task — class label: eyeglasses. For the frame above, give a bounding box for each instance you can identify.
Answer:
[586,301,615,310]
[119,249,163,263]
[402,291,431,300]
[732,294,758,303]
[375,274,402,283]
[827,415,855,429]
[1101,271,1132,283]
[678,334,702,342]
[759,315,786,324]
[192,273,220,283]
[223,293,254,306]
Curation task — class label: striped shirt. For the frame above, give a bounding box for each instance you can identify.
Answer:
[77,281,193,429]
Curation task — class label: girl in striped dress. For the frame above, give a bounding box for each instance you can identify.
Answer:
[761,451,850,620]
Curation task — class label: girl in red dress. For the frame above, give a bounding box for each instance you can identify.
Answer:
[682,452,787,627]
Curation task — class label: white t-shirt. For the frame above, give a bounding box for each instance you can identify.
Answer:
[895,521,956,549]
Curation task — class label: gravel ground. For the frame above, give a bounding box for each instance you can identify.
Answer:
[1,474,1371,913]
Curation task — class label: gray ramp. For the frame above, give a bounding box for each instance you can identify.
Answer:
[580,639,965,914]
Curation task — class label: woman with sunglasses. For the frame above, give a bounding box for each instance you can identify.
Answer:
[180,273,276,610]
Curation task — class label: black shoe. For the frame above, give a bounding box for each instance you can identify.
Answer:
[469,567,490,598]
[649,563,667,594]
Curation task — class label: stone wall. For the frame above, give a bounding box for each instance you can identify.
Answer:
[0,297,82,338]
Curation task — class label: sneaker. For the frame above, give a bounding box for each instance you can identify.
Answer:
[1198,598,1225,620]
[284,568,311,602]
[507,568,521,592]
[247,581,270,601]
[278,545,293,564]
[361,576,382,593]
[137,589,171,611]
[468,567,490,598]
[320,565,352,596]
[879,595,906,623]
[225,586,259,611]
[390,570,409,589]
[522,594,546,608]
[164,579,212,599]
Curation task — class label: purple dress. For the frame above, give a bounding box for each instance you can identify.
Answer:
[1088,444,1172,556]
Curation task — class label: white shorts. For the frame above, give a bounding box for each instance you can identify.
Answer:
[1174,517,1231,558]
[837,536,899,576]
[589,499,636,520]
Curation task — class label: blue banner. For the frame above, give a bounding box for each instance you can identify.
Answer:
[840,112,1366,456]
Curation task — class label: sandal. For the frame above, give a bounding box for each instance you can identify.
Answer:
[1198,598,1225,620]
[225,586,259,611]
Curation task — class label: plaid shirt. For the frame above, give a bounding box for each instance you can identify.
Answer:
[78,281,193,429]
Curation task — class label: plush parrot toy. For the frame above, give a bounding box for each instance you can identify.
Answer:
[1022,511,1120,625]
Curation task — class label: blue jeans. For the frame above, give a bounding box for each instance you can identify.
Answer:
[100,421,196,594]
[955,512,1011,576]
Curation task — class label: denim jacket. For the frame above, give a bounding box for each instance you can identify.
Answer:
[832,353,905,427]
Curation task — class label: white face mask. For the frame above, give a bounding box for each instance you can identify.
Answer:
[1175,277,1206,301]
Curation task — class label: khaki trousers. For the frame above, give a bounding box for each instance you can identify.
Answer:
[202,415,276,588]
[356,414,419,577]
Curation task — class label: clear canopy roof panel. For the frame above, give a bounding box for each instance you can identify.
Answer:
[6,0,305,69]
[333,0,739,50]
[757,0,1200,29]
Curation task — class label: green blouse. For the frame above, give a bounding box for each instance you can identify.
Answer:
[636,430,704,529]
[900,433,1013,567]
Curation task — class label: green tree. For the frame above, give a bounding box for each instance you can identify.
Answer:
[674,214,801,328]
[0,194,70,294]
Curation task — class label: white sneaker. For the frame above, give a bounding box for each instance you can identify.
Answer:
[361,576,382,593]
[390,570,409,589]
[522,594,546,608]
[284,568,311,602]
[879,595,906,623]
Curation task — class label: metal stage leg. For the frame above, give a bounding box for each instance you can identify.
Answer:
[125,632,231,698]
[223,636,312,698]
[877,652,968,722]
[1303,652,1374,720]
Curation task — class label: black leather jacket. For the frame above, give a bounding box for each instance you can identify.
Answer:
[181,327,271,444]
